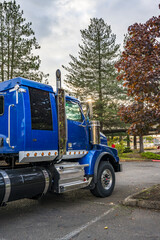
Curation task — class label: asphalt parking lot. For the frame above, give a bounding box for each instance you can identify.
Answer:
[0,162,160,240]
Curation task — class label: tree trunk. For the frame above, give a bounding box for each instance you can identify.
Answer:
[119,135,122,142]
[7,28,10,80]
[139,135,144,153]
[11,15,16,79]
[97,30,103,131]
[0,16,4,81]
[127,134,130,148]
[134,136,137,150]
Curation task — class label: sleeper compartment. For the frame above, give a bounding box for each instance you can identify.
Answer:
[0,79,59,164]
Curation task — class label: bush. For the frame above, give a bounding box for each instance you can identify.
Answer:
[115,141,125,155]
[108,137,118,147]
[141,152,160,160]
[123,147,133,153]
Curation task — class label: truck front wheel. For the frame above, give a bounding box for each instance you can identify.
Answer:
[90,162,115,198]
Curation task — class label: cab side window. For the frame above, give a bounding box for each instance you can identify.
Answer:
[0,96,4,115]
[65,101,83,122]
[29,87,53,130]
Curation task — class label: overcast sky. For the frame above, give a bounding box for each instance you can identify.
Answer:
[6,0,160,88]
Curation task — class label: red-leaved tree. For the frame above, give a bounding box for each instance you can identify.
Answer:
[115,14,160,152]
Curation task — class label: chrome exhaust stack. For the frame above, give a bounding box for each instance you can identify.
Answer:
[56,69,67,157]
[90,120,100,145]
[86,98,100,145]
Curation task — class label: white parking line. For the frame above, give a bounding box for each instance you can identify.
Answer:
[93,201,116,206]
[55,207,115,240]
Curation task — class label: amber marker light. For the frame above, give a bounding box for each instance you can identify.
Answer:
[34,152,37,157]
[26,153,30,157]
[55,152,57,156]
[41,152,44,156]
[69,152,71,155]
[48,152,51,156]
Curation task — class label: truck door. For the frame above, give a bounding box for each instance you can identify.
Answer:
[28,87,58,151]
[65,100,89,152]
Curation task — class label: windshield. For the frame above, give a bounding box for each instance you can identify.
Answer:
[65,101,82,122]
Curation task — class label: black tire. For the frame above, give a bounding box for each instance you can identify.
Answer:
[90,161,115,198]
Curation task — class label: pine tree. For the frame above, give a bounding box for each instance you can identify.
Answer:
[0,1,49,83]
[63,18,126,131]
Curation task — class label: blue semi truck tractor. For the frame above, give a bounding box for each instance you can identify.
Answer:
[0,70,121,206]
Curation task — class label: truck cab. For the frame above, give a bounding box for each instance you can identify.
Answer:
[0,73,121,206]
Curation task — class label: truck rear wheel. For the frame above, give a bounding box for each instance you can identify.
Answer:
[90,162,115,198]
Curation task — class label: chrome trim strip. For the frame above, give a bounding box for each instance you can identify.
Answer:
[66,150,88,155]
[0,170,11,205]
[41,169,50,195]
[62,150,88,159]
[19,150,58,163]
[19,150,88,162]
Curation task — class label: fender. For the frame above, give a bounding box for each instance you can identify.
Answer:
[93,152,117,183]
[79,150,117,181]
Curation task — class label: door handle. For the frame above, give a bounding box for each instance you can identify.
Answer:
[6,104,15,149]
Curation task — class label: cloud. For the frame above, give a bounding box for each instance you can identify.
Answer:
[15,0,54,38]
[12,0,98,86]
[95,0,160,45]
[4,0,160,86]
[30,0,97,86]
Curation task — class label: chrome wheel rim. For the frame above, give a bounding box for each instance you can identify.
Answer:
[101,169,112,190]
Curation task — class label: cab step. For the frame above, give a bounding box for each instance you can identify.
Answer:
[55,162,89,193]
[59,180,89,193]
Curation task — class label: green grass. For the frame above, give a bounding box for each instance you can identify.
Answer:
[141,152,160,160]
[119,150,154,161]
[119,150,142,159]
[119,150,160,161]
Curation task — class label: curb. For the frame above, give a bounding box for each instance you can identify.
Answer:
[122,191,160,210]
[120,159,151,162]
